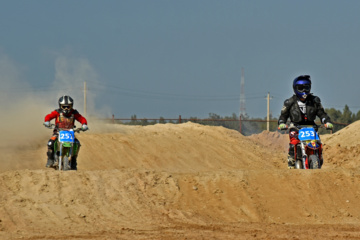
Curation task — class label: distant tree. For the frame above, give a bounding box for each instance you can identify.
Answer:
[325,108,342,123]
[324,105,354,132]
[141,118,149,126]
[355,110,360,121]
[130,114,138,125]
[188,116,198,124]
[207,113,222,127]
[209,113,221,120]
[159,117,166,124]
[340,105,354,124]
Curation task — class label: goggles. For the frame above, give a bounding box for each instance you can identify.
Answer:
[295,84,311,92]
[61,105,72,110]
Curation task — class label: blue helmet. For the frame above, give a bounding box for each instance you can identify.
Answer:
[293,75,311,100]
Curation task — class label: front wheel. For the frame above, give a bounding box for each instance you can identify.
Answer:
[309,155,320,169]
[62,155,71,171]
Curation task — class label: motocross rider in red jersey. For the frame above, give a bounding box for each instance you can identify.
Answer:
[43,95,88,169]
[278,75,333,169]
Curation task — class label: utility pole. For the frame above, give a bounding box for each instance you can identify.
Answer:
[84,81,87,117]
[266,92,273,131]
[239,68,246,117]
[239,68,245,133]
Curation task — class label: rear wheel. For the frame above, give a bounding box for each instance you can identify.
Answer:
[309,155,320,169]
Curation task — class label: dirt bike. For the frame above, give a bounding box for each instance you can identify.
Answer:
[286,124,329,169]
[46,124,84,171]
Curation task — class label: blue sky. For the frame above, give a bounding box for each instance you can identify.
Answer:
[1,1,360,119]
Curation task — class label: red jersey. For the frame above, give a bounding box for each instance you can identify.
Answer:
[45,109,87,129]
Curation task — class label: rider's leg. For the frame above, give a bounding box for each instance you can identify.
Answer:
[46,138,56,168]
[71,139,81,170]
[287,144,295,169]
[288,129,300,169]
[319,144,323,168]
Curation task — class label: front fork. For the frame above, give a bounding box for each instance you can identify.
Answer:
[300,142,309,169]
[293,143,308,169]
[58,143,74,171]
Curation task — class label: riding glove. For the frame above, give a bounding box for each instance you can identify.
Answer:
[43,121,51,127]
[82,124,89,131]
[325,122,333,129]
[278,123,287,130]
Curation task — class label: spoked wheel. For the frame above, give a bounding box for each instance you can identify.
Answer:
[62,156,71,171]
[309,155,320,169]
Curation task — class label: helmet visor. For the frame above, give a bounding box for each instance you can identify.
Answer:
[295,84,311,93]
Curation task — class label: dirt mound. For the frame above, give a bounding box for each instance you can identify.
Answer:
[248,130,289,153]
[78,122,286,172]
[0,122,284,173]
[1,122,360,239]
[320,120,360,169]
[322,120,360,148]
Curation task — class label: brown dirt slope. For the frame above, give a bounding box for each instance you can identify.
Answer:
[321,120,360,169]
[1,122,360,240]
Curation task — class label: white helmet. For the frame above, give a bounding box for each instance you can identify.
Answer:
[58,95,74,114]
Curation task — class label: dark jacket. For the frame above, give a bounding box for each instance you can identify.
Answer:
[278,94,331,125]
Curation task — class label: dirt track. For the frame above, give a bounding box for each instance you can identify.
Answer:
[1,122,360,239]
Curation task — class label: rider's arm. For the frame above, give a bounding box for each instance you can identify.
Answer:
[278,97,293,125]
[73,110,88,125]
[44,110,59,122]
[314,96,331,124]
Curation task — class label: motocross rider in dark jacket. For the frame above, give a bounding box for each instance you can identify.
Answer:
[43,95,88,170]
[278,75,333,169]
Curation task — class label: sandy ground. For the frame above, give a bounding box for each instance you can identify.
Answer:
[1,121,360,239]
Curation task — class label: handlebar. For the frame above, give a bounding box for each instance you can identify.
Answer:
[44,123,87,133]
[287,124,319,131]
[280,123,332,131]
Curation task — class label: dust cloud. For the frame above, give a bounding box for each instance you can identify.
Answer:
[0,52,109,169]
[0,54,49,147]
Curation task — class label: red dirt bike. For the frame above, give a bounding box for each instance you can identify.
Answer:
[285,124,330,169]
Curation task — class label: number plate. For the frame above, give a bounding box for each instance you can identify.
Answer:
[59,130,75,143]
[298,127,319,141]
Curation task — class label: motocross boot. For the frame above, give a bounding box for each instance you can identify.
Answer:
[287,144,295,169]
[320,156,324,168]
[70,156,78,170]
[46,151,55,168]
[287,155,295,169]
[46,139,56,168]
[70,140,81,170]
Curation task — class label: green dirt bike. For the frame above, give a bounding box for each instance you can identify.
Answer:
[47,124,84,171]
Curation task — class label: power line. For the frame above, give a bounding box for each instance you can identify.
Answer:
[88,85,269,102]
[4,81,358,111]
[88,81,241,98]
[0,80,274,101]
